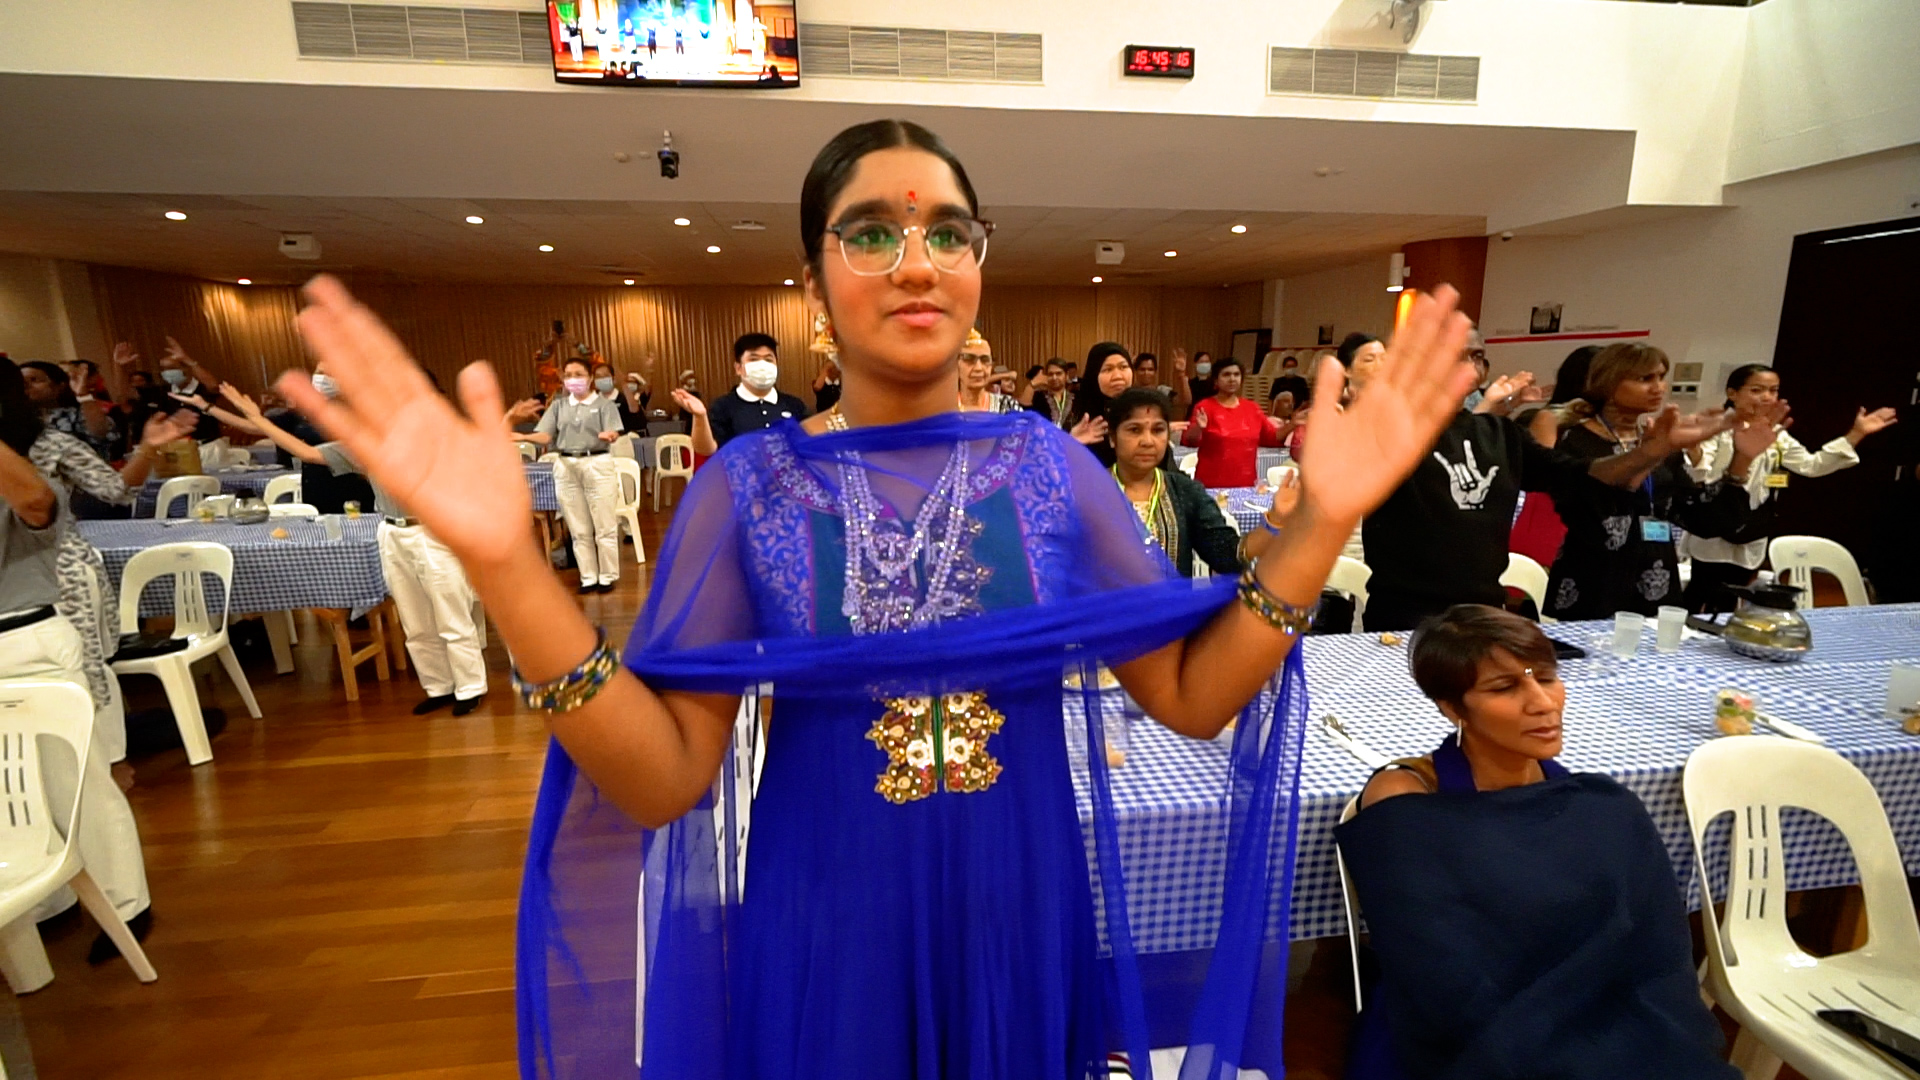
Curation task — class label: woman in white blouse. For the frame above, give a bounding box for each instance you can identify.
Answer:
[1682,363,1897,611]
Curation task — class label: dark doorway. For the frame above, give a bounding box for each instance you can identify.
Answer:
[1768,215,1920,598]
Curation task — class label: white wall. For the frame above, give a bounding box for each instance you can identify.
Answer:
[1728,0,1920,184]
[1275,256,1396,348]
[1480,145,1920,394]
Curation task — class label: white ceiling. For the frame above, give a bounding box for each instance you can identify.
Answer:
[0,72,1635,286]
[0,191,1483,287]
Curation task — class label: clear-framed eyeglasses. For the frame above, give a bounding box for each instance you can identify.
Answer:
[825,217,995,277]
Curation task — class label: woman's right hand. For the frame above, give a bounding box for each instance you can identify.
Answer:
[282,276,534,570]
[671,387,707,417]
[1192,407,1209,431]
[1070,415,1107,445]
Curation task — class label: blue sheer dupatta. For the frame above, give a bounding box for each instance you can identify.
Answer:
[517,412,1309,1079]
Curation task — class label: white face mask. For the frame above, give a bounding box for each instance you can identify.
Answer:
[311,373,340,399]
[742,359,779,392]
[1195,363,1212,377]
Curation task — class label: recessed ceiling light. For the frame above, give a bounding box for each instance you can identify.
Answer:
[163,210,187,221]
[1091,276,1103,283]
[236,278,252,285]
[1163,250,1178,258]
[465,215,484,225]
[706,245,722,254]
[538,244,554,252]
[783,278,795,286]
[1230,224,1247,234]
[623,278,635,285]
[673,217,691,227]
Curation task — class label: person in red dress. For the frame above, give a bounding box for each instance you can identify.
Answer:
[1180,357,1284,488]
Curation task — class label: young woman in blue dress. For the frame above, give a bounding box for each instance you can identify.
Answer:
[279,119,1477,1079]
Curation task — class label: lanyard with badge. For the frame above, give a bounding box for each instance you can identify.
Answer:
[1761,439,1790,490]
[1597,413,1672,543]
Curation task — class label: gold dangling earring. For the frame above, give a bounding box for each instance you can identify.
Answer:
[810,311,837,355]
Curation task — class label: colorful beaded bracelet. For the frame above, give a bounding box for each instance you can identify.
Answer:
[512,627,620,714]
[1237,561,1318,638]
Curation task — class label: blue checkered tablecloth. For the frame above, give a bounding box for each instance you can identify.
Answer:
[80,517,387,617]
[133,467,296,518]
[526,462,558,512]
[1208,486,1268,534]
[1073,604,1920,950]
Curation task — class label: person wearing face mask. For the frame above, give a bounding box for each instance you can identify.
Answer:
[526,359,625,593]
[154,337,226,443]
[591,361,644,435]
[706,333,810,447]
[198,366,377,514]
[1187,350,1218,409]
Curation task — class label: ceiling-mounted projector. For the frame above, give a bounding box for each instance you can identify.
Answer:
[1095,241,1125,265]
[279,233,321,261]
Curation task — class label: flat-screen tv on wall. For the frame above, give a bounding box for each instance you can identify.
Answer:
[548,1,799,88]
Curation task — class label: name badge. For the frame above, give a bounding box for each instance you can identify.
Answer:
[1640,519,1673,543]
[1764,470,1790,489]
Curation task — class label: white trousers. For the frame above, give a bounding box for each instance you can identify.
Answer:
[378,523,488,701]
[0,614,151,921]
[553,454,622,586]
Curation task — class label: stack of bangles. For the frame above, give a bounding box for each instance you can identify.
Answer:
[512,627,621,713]
[1234,514,1282,566]
[1237,556,1318,637]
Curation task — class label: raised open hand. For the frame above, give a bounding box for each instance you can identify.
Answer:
[1268,468,1301,522]
[1732,400,1791,460]
[1070,415,1108,446]
[112,342,140,368]
[1473,371,1537,416]
[1296,286,1476,525]
[282,276,532,569]
[1171,349,1188,376]
[218,383,263,421]
[168,391,210,411]
[1641,404,1736,458]
[505,397,544,426]
[139,410,195,448]
[670,387,706,417]
[1192,407,1209,431]
[1850,406,1898,442]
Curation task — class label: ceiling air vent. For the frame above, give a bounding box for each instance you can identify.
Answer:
[291,2,550,65]
[1269,46,1477,103]
[799,23,1042,84]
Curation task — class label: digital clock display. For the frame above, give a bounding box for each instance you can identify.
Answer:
[1123,45,1195,79]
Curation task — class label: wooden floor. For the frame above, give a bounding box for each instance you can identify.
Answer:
[10,499,1840,1078]
[13,511,669,1080]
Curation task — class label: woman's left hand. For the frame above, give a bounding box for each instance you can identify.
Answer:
[1268,469,1301,523]
[1732,400,1792,459]
[1295,286,1476,526]
[1849,406,1898,443]
[139,411,194,449]
[169,391,211,411]
[671,388,706,417]
[1070,415,1107,445]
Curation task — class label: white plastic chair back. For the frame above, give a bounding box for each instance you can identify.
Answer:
[1500,552,1551,615]
[1327,556,1372,631]
[262,474,302,505]
[1684,737,1920,1079]
[267,503,319,518]
[0,681,92,923]
[1265,464,1298,490]
[116,542,234,640]
[516,441,538,462]
[611,433,641,460]
[1768,535,1868,608]
[1178,454,1199,478]
[153,475,221,519]
[654,435,694,476]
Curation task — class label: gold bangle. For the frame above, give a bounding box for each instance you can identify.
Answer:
[1236,560,1318,637]
[512,627,619,714]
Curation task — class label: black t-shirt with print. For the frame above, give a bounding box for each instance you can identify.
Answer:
[1361,411,1593,622]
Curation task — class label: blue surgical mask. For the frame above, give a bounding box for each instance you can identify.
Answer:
[160,368,187,387]
[594,377,615,393]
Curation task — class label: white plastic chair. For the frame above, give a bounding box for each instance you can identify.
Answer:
[652,435,694,512]
[1684,737,1920,1080]
[262,474,302,505]
[516,441,539,462]
[266,503,318,518]
[1327,555,1372,633]
[152,475,220,519]
[1336,796,1367,1008]
[109,542,261,766]
[0,680,158,991]
[1769,536,1869,608]
[1177,454,1199,479]
[611,432,641,460]
[1500,552,1552,618]
[610,457,647,564]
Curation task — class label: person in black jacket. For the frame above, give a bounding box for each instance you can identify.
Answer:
[1105,388,1287,578]
[706,333,810,446]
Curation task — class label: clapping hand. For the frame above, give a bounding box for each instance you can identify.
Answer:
[671,388,706,416]
[1295,286,1476,526]
[218,382,264,421]
[281,275,532,570]
[505,398,544,425]
[1641,403,1738,457]
[139,410,194,449]
[169,391,211,411]
[1070,415,1108,445]
[1473,371,1543,416]
[1850,406,1898,443]
[1731,400,1791,460]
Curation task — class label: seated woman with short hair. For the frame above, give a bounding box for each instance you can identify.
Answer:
[1336,605,1737,1080]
